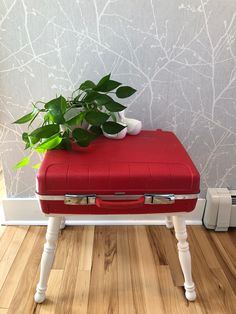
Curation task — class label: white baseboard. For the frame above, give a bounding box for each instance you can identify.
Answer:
[1,198,205,226]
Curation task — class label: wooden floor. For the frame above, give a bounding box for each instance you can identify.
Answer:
[0,225,235,314]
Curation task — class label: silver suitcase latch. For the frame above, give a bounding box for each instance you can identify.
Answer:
[144,194,175,204]
[64,194,96,205]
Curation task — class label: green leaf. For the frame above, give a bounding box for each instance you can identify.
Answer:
[104,102,126,112]
[22,132,30,149]
[14,156,30,169]
[59,137,72,150]
[45,96,67,124]
[28,110,41,127]
[102,121,126,134]
[29,124,59,139]
[95,74,111,90]
[83,91,100,103]
[89,125,103,135]
[24,143,30,150]
[35,134,62,153]
[66,112,85,126]
[22,132,38,148]
[72,128,97,147]
[85,110,109,126]
[29,135,40,146]
[43,112,54,124]
[13,111,36,124]
[94,80,121,92]
[22,132,29,143]
[116,86,136,98]
[32,162,41,169]
[79,80,96,91]
[56,130,72,150]
[95,94,113,106]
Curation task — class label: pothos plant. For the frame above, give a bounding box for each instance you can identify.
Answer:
[13,74,136,169]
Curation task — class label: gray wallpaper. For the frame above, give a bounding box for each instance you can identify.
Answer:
[0,0,236,198]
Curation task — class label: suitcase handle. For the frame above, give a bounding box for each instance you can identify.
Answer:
[95,196,145,210]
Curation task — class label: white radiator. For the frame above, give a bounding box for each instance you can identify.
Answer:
[203,188,236,231]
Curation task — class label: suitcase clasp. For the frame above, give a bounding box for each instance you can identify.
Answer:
[64,194,96,205]
[144,194,175,204]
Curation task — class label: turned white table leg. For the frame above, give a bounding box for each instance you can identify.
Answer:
[165,216,173,228]
[173,215,196,301]
[34,216,62,303]
[60,216,66,229]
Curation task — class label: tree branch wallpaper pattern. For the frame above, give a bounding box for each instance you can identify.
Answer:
[0,0,236,197]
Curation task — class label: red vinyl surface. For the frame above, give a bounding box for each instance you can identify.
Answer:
[37,130,200,215]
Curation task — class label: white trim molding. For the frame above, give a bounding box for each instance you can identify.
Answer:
[1,198,205,226]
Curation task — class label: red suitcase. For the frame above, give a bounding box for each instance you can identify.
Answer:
[36,130,200,215]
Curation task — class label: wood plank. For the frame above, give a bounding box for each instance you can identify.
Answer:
[24,227,62,314]
[0,226,29,291]
[135,226,165,314]
[209,231,236,294]
[209,267,236,313]
[0,226,6,240]
[71,226,94,313]
[192,226,220,268]
[7,227,45,314]
[173,286,200,314]
[117,226,135,314]
[228,228,236,247]
[37,270,64,314]
[54,227,83,314]
[127,227,147,314]
[23,267,41,314]
[157,266,200,314]
[52,228,70,270]
[188,227,236,314]
[188,227,221,313]
[88,226,118,314]
[157,265,205,314]
[0,227,42,308]
[146,226,164,265]
[0,227,16,261]
[157,266,176,314]
[216,232,236,270]
[159,226,184,286]
[78,226,94,271]
[87,226,105,314]
[102,226,118,314]
[72,270,91,314]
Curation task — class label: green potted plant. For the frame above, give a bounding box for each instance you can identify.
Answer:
[13,74,136,169]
